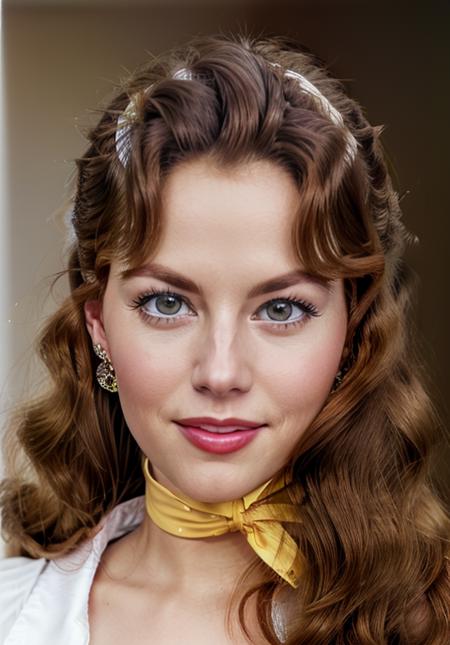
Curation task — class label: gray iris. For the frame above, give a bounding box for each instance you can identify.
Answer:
[156,295,182,315]
[268,302,292,321]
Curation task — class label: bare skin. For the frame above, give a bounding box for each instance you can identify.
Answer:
[88,520,274,644]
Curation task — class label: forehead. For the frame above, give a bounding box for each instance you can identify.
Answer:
[156,158,301,265]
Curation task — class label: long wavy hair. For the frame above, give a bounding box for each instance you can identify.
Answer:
[1,33,449,644]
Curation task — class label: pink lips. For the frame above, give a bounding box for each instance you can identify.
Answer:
[176,416,263,429]
[175,417,265,454]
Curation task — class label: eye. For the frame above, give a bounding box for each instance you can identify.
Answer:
[129,288,320,330]
[253,295,320,330]
[129,287,193,324]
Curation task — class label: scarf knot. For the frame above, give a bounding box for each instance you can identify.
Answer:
[230,499,246,532]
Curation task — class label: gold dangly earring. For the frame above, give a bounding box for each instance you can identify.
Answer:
[332,345,353,393]
[331,369,344,393]
[93,343,118,393]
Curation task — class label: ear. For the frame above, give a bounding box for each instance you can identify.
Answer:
[84,299,111,357]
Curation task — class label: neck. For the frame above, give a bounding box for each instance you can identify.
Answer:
[97,506,263,606]
[93,502,274,645]
[130,512,262,594]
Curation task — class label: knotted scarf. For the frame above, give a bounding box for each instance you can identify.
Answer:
[142,457,303,588]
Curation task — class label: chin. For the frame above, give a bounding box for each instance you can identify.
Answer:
[165,461,274,504]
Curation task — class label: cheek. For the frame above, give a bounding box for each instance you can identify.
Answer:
[265,323,345,421]
[104,325,187,428]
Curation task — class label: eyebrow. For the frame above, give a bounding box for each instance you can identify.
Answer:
[120,262,331,297]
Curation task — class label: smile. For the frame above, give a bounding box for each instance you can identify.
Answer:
[175,416,264,431]
[183,424,255,434]
[174,423,264,454]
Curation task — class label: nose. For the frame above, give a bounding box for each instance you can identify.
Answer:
[191,316,253,397]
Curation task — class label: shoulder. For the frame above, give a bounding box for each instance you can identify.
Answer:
[0,498,145,643]
[0,556,47,642]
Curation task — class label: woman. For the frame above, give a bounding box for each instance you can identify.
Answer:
[0,33,448,644]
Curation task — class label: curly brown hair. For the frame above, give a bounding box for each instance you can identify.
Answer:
[1,33,449,644]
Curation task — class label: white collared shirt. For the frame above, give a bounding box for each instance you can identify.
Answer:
[0,496,287,644]
[0,496,144,645]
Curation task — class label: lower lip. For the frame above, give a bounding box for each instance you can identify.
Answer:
[176,425,262,454]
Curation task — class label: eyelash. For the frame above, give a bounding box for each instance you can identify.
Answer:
[128,287,321,331]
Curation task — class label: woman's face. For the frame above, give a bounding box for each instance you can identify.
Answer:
[85,158,348,502]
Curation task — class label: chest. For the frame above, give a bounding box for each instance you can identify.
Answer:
[87,575,271,645]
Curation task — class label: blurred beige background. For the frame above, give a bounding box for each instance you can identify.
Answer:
[1,1,449,502]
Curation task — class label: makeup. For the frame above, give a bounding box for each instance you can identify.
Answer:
[175,424,262,454]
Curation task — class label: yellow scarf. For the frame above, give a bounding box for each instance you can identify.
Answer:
[142,457,303,588]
